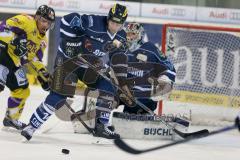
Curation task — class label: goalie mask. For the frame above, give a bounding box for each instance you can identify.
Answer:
[125,22,145,51]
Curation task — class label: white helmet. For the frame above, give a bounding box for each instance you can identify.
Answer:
[125,22,145,51]
[125,22,144,43]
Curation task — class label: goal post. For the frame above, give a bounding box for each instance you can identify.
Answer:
[160,23,240,126]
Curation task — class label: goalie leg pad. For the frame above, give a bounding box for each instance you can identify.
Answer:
[71,90,98,134]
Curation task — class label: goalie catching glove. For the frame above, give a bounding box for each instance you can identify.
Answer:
[37,68,50,91]
[148,75,173,101]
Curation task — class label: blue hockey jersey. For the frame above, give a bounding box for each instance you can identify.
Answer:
[59,12,127,66]
[54,12,128,94]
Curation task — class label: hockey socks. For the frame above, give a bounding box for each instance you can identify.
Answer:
[29,102,55,129]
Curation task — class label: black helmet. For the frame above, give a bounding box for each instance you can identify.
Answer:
[108,3,128,24]
[35,5,55,22]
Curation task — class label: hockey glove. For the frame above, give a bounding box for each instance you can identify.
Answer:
[11,37,28,58]
[103,40,127,53]
[37,68,50,91]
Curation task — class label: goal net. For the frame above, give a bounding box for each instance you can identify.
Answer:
[161,24,240,126]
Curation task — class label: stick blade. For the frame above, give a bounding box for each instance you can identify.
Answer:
[174,129,209,139]
[114,139,142,154]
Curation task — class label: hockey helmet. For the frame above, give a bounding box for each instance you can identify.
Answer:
[36,5,55,22]
[108,3,128,24]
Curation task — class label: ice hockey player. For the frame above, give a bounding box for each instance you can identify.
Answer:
[121,22,176,114]
[21,3,128,140]
[0,5,55,130]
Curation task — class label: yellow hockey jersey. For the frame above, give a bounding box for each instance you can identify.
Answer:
[1,14,47,72]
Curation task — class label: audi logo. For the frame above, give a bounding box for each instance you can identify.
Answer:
[230,12,240,20]
[10,0,26,5]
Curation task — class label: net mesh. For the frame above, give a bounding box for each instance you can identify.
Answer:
[163,24,240,126]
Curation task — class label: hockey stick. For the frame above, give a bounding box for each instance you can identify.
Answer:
[114,124,237,154]
[22,56,48,82]
[77,55,209,139]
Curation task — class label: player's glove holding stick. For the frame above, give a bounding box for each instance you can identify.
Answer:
[36,68,50,91]
[22,56,50,91]
[103,39,127,53]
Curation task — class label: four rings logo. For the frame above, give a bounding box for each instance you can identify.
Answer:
[230,12,240,20]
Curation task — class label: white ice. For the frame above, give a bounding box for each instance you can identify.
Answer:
[0,86,239,160]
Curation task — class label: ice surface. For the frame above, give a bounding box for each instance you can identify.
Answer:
[0,86,239,160]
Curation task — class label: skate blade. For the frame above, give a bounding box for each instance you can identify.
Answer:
[21,137,30,143]
[1,126,21,133]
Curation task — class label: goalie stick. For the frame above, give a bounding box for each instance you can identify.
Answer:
[114,124,237,154]
[64,100,96,135]
[76,55,209,139]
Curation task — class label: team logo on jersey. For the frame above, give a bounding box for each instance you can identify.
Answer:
[70,16,81,27]
[65,46,75,57]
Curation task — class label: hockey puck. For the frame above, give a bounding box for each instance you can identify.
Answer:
[62,149,70,154]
